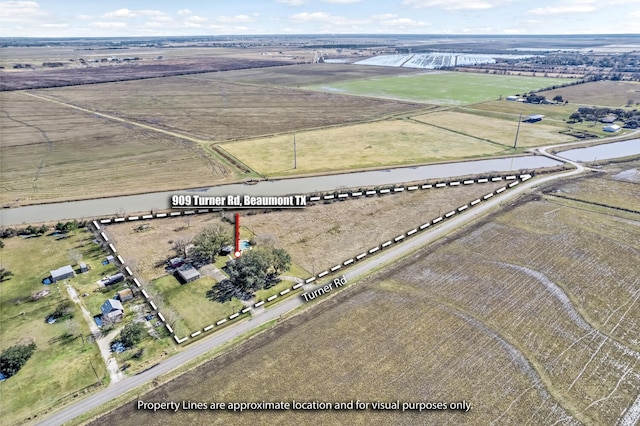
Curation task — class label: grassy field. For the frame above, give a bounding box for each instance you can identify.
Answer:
[220,119,506,176]
[0,229,111,426]
[412,111,573,147]
[92,164,640,425]
[36,76,424,142]
[540,80,640,107]
[307,72,577,105]
[190,63,429,87]
[0,91,230,207]
[151,275,243,337]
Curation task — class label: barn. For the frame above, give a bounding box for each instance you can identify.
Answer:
[524,114,544,123]
[603,124,621,132]
[50,265,75,282]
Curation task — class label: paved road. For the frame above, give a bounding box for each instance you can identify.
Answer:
[36,142,587,426]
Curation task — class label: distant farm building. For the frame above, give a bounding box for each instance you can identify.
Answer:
[524,114,544,123]
[105,272,125,286]
[50,265,75,282]
[106,255,115,264]
[603,124,621,133]
[116,288,134,302]
[79,262,89,273]
[600,115,617,124]
[176,267,200,284]
[100,299,124,322]
[506,95,518,101]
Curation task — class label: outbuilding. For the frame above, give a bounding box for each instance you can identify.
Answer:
[79,262,89,273]
[50,265,75,282]
[116,288,134,302]
[100,299,124,322]
[524,114,544,123]
[176,267,200,284]
[603,124,621,132]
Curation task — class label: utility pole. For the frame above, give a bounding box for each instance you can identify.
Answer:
[513,113,522,149]
[293,133,297,169]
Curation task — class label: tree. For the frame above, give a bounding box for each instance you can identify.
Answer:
[552,95,564,104]
[115,322,146,348]
[569,112,582,123]
[192,224,232,263]
[172,235,193,259]
[0,340,36,378]
[270,248,291,276]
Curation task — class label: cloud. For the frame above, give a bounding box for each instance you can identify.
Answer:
[289,12,334,22]
[185,15,208,23]
[321,0,362,3]
[178,9,192,16]
[379,17,431,29]
[402,0,496,10]
[277,0,306,5]
[528,4,597,14]
[0,1,47,21]
[103,8,135,18]
[216,14,256,23]
[90,21,127,28]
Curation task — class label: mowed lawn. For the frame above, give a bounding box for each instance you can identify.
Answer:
[307,72,577,105]
[0,230,110,425]
[220,119,506,176]
[151,275,243,337]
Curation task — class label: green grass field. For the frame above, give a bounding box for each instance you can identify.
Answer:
[152,275,243,337]
[0,229,110,425]
[307,72,577,105]
[220,119,506,176]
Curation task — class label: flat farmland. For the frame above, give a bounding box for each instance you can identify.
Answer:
[220,119,506,176]
[190,63,430,87]
[307,72,577,105]
[0,92,228,207]
[94,169,640,426]
[413,111,573,147]
[36,77,425,141]
[540,80,640,107]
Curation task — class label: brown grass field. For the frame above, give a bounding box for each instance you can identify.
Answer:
[35,77,425,141]
[540,80,640,107]
[188,63,430,87]
[0,91,231,207]
[92,163,639,425]
[219,119,505,176]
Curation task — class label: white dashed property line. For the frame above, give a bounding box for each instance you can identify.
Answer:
[433,217,443,224]
[506,175,516,180]
[108,243,117,253]
[351,192,362,197]
[508,181,519,188]
[491,177,502,182]
[128,216,139,221]
[478,178,488,183]
[383,240,394,247]
[229,312,240,320]
[521,174,532,181]
[318,270,329,278]
[93,220,100,230]
[422,184,433,189]
[445,211,456,218]
[114,217,125,223]
[407,186,418,191]
[191,331,201,338]
[100,232,109,241]
[204,325,214,331]
[166,324,174,333]
[170,211,181,216]
[309,196,321,201]
[393,187,404,192]
[458,205,469,212]
[338,193,348,198]
[323,194,335,200]
[394,235,405,242]
[267,295,278,302]
[216,318,227,325]
[366,190,376,195]
[379,189,390,194]
[197,209,209,214]
[449,181,460,186]
[157,313,165,322]
[142,214,153,219]
[142,289,149,299]
[241,307,252,313]
[175,336,188,344]
[150,301,158,310]
[100,219,111,224]
[330,265,341,271]
[292,283,303,290]
[483,193,494,199]
[116,255,125,264]
[344,258,354,265]
[254,301,265,308]
[280,289,291,296]
[184,210,195,215]
[369,246,380,253]
[356,253,367,260]
[496,187,506,193]
[436,183,446,188]
[407,228,418,235]
[419,223,430,230]
[471,199,481,205]
[463,180,474,185]
[156,213,167,218]
[305,277,316,284]
[173,336,181,344]
[133,278,141,287]
[125,266,133,275]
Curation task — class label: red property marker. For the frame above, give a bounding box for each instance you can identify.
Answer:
[235,213,241,257]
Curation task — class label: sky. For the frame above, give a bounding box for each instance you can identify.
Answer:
[0,0,639,38]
